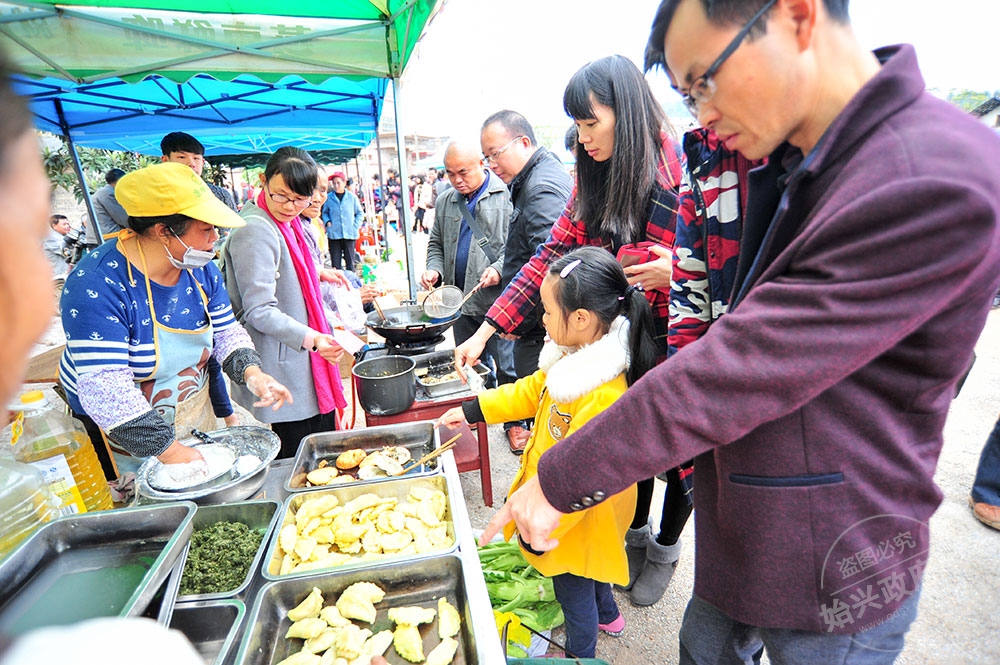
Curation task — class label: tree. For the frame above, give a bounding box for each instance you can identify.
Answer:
[41,133,156,203]
[943,89,1000,113]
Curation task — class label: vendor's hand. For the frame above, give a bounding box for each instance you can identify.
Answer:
[454,321,494,380]
[157,440,205,465]
[359,284,380,305]
[478,266,500,288]
[479,475,563,551]
[437,407,467,429]
[319,268,350,287]
[245,367,293,410]
[314,334,345,364]
[370,657,389,665]
[623,244,672,291]
[419,269,440,290]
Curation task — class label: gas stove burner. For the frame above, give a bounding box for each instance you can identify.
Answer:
[385,334,446,355]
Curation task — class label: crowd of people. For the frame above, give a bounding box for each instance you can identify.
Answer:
[10,0,1000,662]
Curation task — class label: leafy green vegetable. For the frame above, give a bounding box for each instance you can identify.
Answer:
[479,539,565,652]
[179,521,264,595]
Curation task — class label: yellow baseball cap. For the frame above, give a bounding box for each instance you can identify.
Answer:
[114,162,245,228]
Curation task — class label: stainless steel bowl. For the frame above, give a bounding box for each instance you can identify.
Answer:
[137,427,280,505]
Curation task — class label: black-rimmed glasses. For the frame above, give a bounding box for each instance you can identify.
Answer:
[676,0,778,116]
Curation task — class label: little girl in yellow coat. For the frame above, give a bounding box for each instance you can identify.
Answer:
[439,247,658,659]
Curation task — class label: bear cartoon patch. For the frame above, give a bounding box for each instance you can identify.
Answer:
[547,404,572,440]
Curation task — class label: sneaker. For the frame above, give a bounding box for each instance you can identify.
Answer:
[598,613,625,637]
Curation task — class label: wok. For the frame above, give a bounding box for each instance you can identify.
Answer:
[365,304,459,345]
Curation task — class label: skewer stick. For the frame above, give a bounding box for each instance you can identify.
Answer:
[393,432,462,475]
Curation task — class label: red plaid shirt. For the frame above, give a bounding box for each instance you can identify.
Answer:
[486,135,683,353]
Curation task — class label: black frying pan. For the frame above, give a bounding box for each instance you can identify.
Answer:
[364,304,460,345]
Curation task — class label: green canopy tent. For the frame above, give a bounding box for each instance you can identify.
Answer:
[0,0,442,296]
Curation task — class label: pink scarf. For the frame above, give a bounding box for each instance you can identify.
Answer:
[257,191,347,414]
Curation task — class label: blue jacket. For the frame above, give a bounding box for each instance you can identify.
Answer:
[321,190,364,240]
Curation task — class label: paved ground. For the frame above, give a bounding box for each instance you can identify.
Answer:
[24,229,1000,664]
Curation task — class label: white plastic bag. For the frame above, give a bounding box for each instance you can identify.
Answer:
[327,283,367,334]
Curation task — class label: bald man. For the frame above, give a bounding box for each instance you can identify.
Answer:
[421,141,519,443]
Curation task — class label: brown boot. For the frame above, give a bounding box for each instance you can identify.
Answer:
[970,496,1000,530]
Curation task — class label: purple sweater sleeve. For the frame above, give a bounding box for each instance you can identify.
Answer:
[537,177,1000,511]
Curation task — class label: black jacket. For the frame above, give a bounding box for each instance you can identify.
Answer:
[503,147,573,337]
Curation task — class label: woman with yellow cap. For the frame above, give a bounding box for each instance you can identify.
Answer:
[58,161,292,476]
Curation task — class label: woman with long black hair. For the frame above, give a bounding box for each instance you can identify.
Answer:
[455,54,689,607]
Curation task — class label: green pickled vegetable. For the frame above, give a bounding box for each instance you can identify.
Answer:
[179,520,264,595]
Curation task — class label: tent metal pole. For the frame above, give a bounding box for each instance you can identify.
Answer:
[390,77,417,302]
[373,113,388,257]
[54,99,98,240]
[228,165,238,204]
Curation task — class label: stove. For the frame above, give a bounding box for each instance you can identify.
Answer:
[353,334,447,363]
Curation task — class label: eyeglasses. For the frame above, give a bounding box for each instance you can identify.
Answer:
[676,0,777,117]
[483,136,525,163]
[265,186,312,208]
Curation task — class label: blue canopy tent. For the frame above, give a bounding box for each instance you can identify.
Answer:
[1,0,445,296]
[16,73,387,156]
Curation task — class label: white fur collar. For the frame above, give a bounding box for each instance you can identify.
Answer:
[539,316,630,403]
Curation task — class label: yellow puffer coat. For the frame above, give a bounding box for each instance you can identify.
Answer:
[478,317,636,585]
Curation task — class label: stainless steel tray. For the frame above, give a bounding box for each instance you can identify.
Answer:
[0,502,196,636]
[177,500,282,603]
[137,426,280,505]
[170,599,246,665]
[416,362,489,397]
[285,421,441,494]
[237,555,478,665]
[262,475,461,581]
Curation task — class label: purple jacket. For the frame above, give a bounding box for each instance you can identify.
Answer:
[537,45,1000,632]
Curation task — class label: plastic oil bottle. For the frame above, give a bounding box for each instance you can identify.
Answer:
[0,458,60,556]
[10,391,114,514]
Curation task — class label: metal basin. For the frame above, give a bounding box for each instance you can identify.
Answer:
[237,555,479,665]
[262,475,460,581]
[0,502,195,636]
[137,427,280,505]
[176,500,281,603]
[170,599,245,665]
[285,421,441,493]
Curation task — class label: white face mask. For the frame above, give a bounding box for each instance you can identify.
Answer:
[164,233,216,270]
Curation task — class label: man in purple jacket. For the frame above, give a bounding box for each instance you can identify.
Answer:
[481,0,1000,662]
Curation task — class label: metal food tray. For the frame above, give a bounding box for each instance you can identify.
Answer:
[237,555,479,665]
[262,475,461,581]
[0,502,196,636]
[416,361,490,398]
[177,500,282,603]
[285,421,441,493]
[137,426,281,505]
[170,599,246,665]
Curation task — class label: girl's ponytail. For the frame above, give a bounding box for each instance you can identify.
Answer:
[621,284,658,386]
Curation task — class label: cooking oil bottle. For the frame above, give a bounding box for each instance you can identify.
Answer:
[10,391,114,513]
[0,458,59,556]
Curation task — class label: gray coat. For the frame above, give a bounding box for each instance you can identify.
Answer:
[221,202,320,424]
[425,170,511,317]
[88,184,129,244]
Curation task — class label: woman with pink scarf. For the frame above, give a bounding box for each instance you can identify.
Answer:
[222,148,347,458]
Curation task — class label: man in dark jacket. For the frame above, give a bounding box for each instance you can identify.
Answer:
[484,1,1000,662]
[480,110,573,454]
